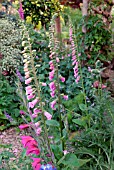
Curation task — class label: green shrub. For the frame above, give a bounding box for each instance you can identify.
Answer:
[0,76,21,130]
[0,16,22,74]
[22,0,61,28]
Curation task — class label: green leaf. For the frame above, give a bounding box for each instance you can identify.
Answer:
[72,119,86,127]
[62,153,80,167]
[79,104,87,111]
[77,159,91,167]
[46,120,59,127]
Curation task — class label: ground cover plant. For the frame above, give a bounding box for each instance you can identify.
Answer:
[0,0,114,170]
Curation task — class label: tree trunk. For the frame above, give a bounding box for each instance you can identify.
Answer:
[82,0,89,33]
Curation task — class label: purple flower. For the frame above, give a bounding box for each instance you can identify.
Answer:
[18,3,24,20]
[4,111,13,122]
[16,69,24,82]
[40,164,57,170]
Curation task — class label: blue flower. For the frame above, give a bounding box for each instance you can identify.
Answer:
[40,164,57,170]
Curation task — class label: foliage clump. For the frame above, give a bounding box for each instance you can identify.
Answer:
[21,0,61,27]
[0,17,22,73]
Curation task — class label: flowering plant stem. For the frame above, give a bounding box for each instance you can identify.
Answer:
[56,64,64,151]
[28,37,55,164]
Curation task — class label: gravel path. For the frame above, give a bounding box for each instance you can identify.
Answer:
[0,127,23,156]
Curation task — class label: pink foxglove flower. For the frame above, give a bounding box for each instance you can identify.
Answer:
[63,150,69,155]
[27,94,35,100]
[26,146,40,155]
[32,113,38,118]
[21,136,37,148]
[50,100,56,110]
[101,84,107,89]
[88,67,92,72]
[35,122,40,128]
[25,78,32,85]
[33,108,41,114]
[26,85,32,90]
[69,26,80,84]
[24,67,29,72]
[75,76,80,84]
[44,111,52,120]
[32,158,41,170]
[18,2,24,20]
[49,70,55,80]
[49,82,56,91]
[50,91,55,98]
[26,88,33,95]
[36,127,42,135]
[29,98,38,108]
[25,71,30,79]
[19,124,29,130]
[63,95,68,100]
[56,57,60,63]
[41,82,47,86]
[60,76,65,82]
[20,110,25,115]
[49,61,55,70]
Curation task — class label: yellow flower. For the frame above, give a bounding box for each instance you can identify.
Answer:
[35,21,42,30]
[13,0,19,5]
[26,16,32,24]
[60,15,64,24]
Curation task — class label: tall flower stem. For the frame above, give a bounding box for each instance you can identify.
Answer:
[56,64,64,151]
[28,34,56,164]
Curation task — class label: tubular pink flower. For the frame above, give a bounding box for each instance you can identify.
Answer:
[75,76,80,84]
[20,110,25,115]
[29,98,38,108]
[44,111,52,120]
[32,158,41,170]
[32,113,38,118]
[25,78,32,85]
[88,67,92,72]
[24,67,29,72]
[41,82,47,86]
[27,94,35,100]
[35,122,40,128]
[49,61,55,70]
[101,84,106,89]
[63,95,68,100]
[63,150,69,155]
[24,63,28,68]
[26,85,32,90]
[26,146,40,155]
[49,82,56,91]
[33,108,41,114]
[56,57,60,63]
[36,127,42,135]
[21,136,37,148]
[69,26,80,84]
[49,70,55,80]
[19,124,29,130]
[18,2,24,20]
[50,91,55,98]
[26,88,33,95]
[25,75,29,79]
[25,71,30,79]
[60,76,65,82]
[50,100,56,110]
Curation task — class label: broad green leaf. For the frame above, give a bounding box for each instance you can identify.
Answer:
[46,120,59,127]
[72,119,86,127]
[62,153,80,167]
[79,104,87,111]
